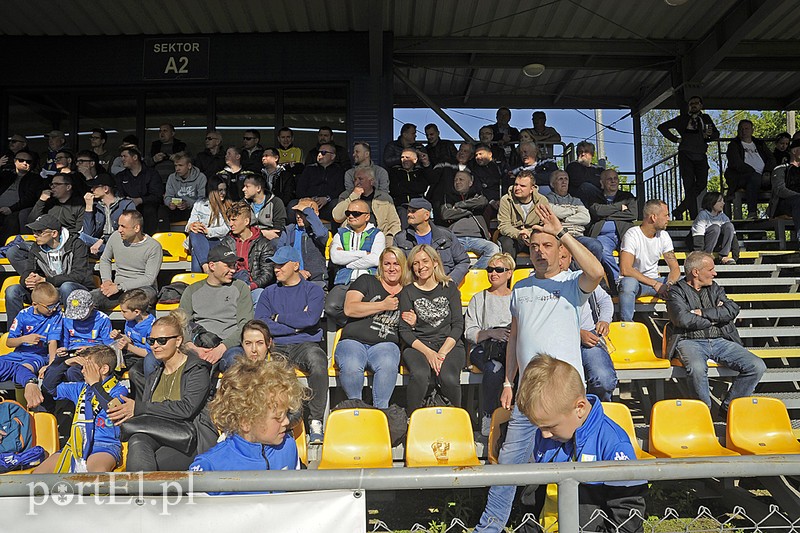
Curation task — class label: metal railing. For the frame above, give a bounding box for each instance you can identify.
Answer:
[4,455,800,532]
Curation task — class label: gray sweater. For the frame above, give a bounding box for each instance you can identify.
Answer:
[464,290,513,344]
[179,279,254,349]
[99,233,163,291]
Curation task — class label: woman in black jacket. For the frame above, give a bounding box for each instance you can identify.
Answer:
[108,310,217,471]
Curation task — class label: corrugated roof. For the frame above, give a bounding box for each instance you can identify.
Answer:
[0,0,797,110]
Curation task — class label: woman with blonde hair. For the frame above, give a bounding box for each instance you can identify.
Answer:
[186,175,232,272]
[464,253,515,436]
[398,244,465,414]
[335,246,407,408]
[107,310,217,471]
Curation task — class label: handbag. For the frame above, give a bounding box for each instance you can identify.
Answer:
[120,414,197,456]
[478,290,509,363]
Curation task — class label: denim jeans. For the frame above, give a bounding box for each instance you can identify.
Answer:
[595,224,620,284]
[458,236,500,270]
[469,343,505,418]
[335,339,400,409]
[5,281,87,325]
[474,405,538,532]
[675,337,766,411]
[78,232,105,254]
[617,276,665,322]
[188,232,220,273]
[575,236,605,270]
[581,331,618,402]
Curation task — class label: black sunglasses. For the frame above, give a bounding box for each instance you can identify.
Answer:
[242,136,256,140]
[344,210,367,218]
[486,266,511,274]
[318,150,333,156]
[146,335,180,346]
[15,158,32,164]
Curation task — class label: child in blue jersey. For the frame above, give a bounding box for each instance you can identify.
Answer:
[190,356,309,483]
[61,289,114,353]
[4,282,63,375]
[111,288,157,374]
[36,345,128,473]
[516,354,646,533]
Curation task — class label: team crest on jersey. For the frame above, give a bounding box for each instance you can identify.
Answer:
[25,326,33,332]
[580,454,596,462]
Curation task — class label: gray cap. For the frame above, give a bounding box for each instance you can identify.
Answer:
[64,289,93,320]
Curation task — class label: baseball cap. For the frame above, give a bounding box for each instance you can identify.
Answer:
[268,246,302,265]
[64,289,93,320]
[88,173,116,189]
[27,214,62,232]
[47,130,65,138]
[403,197,432,211]
[790,139,800,150]
[9,134,26,143]
[207,245,241,266]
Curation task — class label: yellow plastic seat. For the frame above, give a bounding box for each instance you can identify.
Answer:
[601,402,655,460]
[510,268,533,288]
[0,276,21,314]
[649,399,739,458]
[541,484,559,532]
[487,407,511,464]
[152,232,188,262]
[405,407,480,467]
[607,321,670,370]
[171,272,208,285]
[324,232,333,260]
[726,397,800,455]
[317,408,393,469]
[115,441,128,472]
[0,333,10,356]
[293,421,308,466]
[458,269,491,307]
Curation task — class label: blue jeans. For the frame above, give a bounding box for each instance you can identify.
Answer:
[675,337,766,412]
[188,232,220,273]
[78,232,105,254]
[617,276,665,322]
[216,345,260,374]
[335,339,400,409]
[458,236,500,270]
[251,287,264,307]
[595,224,620,284]
[469,344,505,418]
[474,406,538,532]
[576,236,604,265]
[5,281,87,325]
[581,331,618,402]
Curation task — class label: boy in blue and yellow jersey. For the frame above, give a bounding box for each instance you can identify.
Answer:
[4,282,62,375]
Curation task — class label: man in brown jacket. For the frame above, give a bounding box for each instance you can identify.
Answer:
[496,170,549,259]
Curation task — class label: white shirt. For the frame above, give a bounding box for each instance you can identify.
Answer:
[741,141,765,174]
[620,226,674,280]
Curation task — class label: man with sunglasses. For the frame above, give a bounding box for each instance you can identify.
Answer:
[240,129,264,173]
[333,166,400,245]
[194,129,226,178]
[305,126,351,169]
[0,150,47,244]
[6,214,93,325]
[296,142,345,221]
[1,134,28,172]
[325,200,386,326]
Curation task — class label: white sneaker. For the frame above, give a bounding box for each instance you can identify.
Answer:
[481,415,492,438]
[309,419,324,445]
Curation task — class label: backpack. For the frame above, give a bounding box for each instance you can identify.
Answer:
[0,399,35,453]
[157,282,188,304]
[0,446,47,473]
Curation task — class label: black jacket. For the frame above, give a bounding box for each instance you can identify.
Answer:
[305,143,351,169]
[241,146,264,174]
[219,231,276,289]
[116,166,165,207]
[725,137,776,182]
[389,165,434,207]
[587,190,637,239]
[296,163,345,202]
[468,159,511,202]
[28,194,86,234]
[150,139,187,159]
[0,170,46,212]
[263,166,296,207]
[657,112,719,154]
[665,279,743,358]
[22,230,94,289]
[439,192,491,239]
[193,149,227,178]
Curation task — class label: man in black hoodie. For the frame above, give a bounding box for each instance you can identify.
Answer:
[116,146,165,235]
[5,214,93,324]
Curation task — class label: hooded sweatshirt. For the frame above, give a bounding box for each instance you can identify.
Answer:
[164,166,207,208]
[83,196,137,239]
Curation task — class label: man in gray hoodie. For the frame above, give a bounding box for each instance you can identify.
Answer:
[164,152,207,222]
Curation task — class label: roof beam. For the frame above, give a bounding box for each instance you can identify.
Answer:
[682,0,782,83]
[394,37,680,56]
[395,54,670,71]
[393,93,635,110]
[782,90,800,111]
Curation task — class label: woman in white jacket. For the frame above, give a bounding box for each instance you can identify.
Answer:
[185,176,232,272]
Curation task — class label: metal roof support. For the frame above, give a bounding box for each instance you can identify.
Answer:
[368,0,383,80]
[393,67,475,143]
[633,112,645,216]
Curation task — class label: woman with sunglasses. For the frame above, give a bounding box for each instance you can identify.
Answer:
[398,244,465,415]
[335,246,406,408]
[108,310,217,472]
[186,176,232,272]
[464,253,515,437]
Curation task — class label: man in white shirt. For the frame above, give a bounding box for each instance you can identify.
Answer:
[618,199,681,321]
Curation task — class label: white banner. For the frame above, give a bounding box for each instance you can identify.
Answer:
[3,485,365,533]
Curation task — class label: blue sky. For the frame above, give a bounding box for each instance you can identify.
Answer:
[394,108,636,171]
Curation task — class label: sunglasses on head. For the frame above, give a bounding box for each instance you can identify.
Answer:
[146,335,180,346]
[344,210,367,218]
[486,266,511,274]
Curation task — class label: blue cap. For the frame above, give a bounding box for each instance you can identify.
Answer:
[269,246,302,264]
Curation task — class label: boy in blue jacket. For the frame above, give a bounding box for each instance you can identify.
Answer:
[4,282,62,376]
[190,357,308,487]
[516,354,646,533]
[37,345,128,473]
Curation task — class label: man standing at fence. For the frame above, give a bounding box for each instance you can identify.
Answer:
[657,96,720,220]
[474,203,604,533]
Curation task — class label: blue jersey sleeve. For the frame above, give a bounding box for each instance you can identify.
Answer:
[45,314,63,343]
[54,382,85,404]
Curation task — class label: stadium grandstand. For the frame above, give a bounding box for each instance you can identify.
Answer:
[2,0,800,531]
